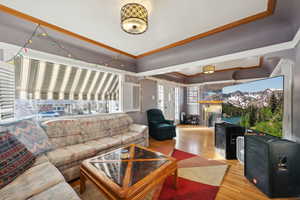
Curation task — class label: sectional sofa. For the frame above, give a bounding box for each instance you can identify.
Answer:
[44,113,149,181]
[0,113,148,200]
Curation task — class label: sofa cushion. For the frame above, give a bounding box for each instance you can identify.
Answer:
[0,118,53,155]
[84,137,122,153]
[79,116,111,142]
[28,182,80,200]
[43,119,82,149]
[58,164,81,182]
[109,114,133,136]
[33,154,49,167]
[120,131,144,144]
[47,144,96,167]
[0,131,36,189]
[0,162,64,200]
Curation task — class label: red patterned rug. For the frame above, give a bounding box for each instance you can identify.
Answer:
[152,149,228,200]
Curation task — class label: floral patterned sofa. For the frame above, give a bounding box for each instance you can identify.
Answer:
[0,113,148,199]
[0,155,80,200]
[43,113,149,182]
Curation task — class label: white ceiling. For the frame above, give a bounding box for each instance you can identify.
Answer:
[0,0,268,56]
[178,57,261,76]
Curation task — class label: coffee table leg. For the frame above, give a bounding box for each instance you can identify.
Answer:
[174,169,178,190]
[80,172,86,194]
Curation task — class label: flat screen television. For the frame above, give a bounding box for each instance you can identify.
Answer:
[221,76,284,137]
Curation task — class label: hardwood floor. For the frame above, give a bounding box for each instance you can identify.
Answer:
[149,126,300,200]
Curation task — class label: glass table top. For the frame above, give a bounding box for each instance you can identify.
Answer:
[89,145,171,187]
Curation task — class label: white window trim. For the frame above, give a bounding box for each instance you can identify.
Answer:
[122,81,141,113]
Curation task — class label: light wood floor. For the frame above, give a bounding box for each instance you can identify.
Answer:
[149,126,300,200]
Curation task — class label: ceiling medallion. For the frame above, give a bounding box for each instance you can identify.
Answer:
[121,3,148,35]
[203,65,215,74]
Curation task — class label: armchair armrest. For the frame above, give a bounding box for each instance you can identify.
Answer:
[165,120,174,125]
[149,121,160,126]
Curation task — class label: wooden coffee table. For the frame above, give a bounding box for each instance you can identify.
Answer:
[80,144,177,200]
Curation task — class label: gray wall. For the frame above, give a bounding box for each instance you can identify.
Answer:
[1,0,300,74]
[127,78,185,125]
[293,44,300,142]
[0,12,137,72]
[136,0,300,72]
[127,79,158,125]
[137,19,293,72]
[0,49,3,61]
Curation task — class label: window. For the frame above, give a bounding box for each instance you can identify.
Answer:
[13,56,121,120]
[187,87,199,104]
[0,61,15,121]
[157,84,164,112]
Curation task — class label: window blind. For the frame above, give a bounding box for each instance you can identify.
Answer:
[0,62,15,120]
[187,87,199,104]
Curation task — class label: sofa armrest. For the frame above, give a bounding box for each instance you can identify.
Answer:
[129,124,149,146]
[129,124,147,133]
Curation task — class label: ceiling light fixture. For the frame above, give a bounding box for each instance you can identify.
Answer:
[203,65,215,74]
[121,3,148,34]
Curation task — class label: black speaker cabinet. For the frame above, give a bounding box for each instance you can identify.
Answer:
[245,135,300,198]
[215,122,245,159]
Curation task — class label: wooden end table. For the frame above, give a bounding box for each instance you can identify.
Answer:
[80,144,178,200]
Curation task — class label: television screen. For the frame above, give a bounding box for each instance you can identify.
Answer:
[221,76,284,137]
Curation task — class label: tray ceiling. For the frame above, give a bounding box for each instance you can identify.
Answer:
[177,57,261,76]
[0,0,270,57]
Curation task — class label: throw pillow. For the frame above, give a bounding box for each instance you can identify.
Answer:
[0,130,36,189]
[0,118,53,156]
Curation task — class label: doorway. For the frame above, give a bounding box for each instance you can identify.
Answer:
[157,83,180,123]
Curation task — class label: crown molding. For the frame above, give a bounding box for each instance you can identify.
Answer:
[175,56,263,78]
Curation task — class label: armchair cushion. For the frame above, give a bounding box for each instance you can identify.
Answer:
[156,123,174,129]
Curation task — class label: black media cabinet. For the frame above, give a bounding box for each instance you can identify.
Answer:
[214,122,245,159]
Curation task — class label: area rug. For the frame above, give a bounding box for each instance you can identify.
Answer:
[73,148,227,200]
[155,149,228,200]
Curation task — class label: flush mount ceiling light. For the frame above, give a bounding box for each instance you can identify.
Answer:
[121,3,148,34]
[203,65,215,74]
